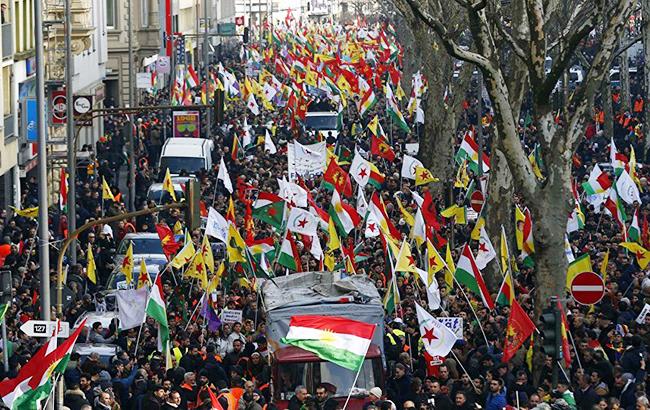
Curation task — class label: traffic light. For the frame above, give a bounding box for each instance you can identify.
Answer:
[539,305,560,360]
[185,180,201,231]
[214,89,225,125]
[243,27,249,44]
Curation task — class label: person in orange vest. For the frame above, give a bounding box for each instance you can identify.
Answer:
[216,381,239,410]
[179,372,198,410]
[634,95,644,116]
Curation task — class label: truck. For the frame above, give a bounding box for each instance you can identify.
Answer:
[261,271,385,410]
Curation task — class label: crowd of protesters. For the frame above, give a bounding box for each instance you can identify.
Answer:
[1,17,650,410]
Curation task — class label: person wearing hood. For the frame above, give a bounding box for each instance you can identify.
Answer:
[65,383,91,410]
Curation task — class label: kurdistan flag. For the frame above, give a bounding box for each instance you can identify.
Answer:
[146,274,169,354]
[454,244,494,309]
[282,315,375,371]
[385,84,409,132]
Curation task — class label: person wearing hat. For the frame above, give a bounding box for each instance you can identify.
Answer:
[363,387,383,410]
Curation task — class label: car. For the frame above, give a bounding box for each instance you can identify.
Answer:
[74,311,120,341]
[106,256,166,290]
[146,182,184,203]
[107,233,168,289]
[73,343,120,366]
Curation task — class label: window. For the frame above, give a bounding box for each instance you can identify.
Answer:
[106,0,115,28]
[141,0,148,27]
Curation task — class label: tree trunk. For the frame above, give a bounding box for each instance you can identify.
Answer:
[620,45,631,112]
[528,159,573,316]
[643,0,650,157]
[602,76,614,138]
[484,147,513,292]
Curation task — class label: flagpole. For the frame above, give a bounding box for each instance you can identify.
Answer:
[134,321,145,356]
[566,327,583,371]
[341,363,364,410]
[450,350,479,392]
[185,291,207,331]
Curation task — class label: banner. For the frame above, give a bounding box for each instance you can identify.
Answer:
[437,317,463,339]
[287,141,327,181]
[173,111,200,138]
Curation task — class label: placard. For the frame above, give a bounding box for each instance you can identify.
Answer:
[438,317,463,339]
[173,111,200,138]
[221,309,243,324]
[136,73,153,89]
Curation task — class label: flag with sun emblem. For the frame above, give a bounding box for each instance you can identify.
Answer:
[502,299,537,363]
[415,303,458,357]
[282,315,375,371]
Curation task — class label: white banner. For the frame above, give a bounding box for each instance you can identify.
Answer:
[287,141,327,181]
[221,309,243,324]
[136,73,152,89]
[116,288,149,330]
[637,303,650,324]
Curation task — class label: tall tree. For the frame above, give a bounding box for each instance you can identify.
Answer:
[397,0,634,311]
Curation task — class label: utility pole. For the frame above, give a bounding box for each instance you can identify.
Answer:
[65,0,76,264]
[127,0,136,211]
[476,68,483,180]
[203,0,211,138]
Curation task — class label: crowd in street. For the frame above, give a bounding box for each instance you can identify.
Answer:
[2,16,650,410]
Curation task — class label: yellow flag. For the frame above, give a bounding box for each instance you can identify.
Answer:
[515,205,525,250]
[86,244,97,284]
[426,239,444,286]
[500,225,509,274]
[325,218,340,271]
[201,234,215,274]
[227,224,246,263]
[395,240,418,273]
[454,161,470,189]
[11,206,38,219]
[600,249,609,283]
[137,258,151,289]
[441,205,466,225]
[630,147,642,191]
[121,242,134,285]
[414,166,439,186]
[471,217,485,241]
[162,168,177,202]
[207,262,224,294]
[171,233,196,269]
[396,80,406,101]
[305,70,318,87]
[102,177,115,201]
[368,115,379,136]
[444,244,455,289]
[173,221,185,236]
[566,254,593,288]
[395,197,414,227]
[186,251,208,289]
[620,242,650,269]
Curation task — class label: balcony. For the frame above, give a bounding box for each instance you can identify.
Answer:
[4,114,14,138]
[2,23,12,59]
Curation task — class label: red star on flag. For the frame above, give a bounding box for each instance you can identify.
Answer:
[407,255,416,266]
[368,223,376,232]
[297,218,309,228]
[267,207,277,217]
[422,327,438,344]
[478,242,488,253]
[358,168,368,178]
[429,256,438,268]
[122,257,131,268]
[420,171,430,180]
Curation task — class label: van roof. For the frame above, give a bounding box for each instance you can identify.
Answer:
[161,138,209,158]
[164,137,209,146]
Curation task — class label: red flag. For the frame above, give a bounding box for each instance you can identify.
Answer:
[642,214,649,249]
[421,191,441,231]
[155,223,181,259]
[502,299,537,363]
[557,300,572,368]
[371,135,396,161]
[323,159,352,197]
[207,387,224,410]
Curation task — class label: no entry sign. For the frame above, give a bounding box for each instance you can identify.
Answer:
[570,271,605,305]
[470,191,485,213]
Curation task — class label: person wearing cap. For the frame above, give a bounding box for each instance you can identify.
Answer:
[363,387,383,410]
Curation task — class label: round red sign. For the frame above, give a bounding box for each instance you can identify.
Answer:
[570,271,605,305]
[470,190,485,213]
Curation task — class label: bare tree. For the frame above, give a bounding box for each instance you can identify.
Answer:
[396,0,634,312]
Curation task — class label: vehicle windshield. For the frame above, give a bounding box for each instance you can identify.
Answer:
[118,238,164,255]
[148,189,183,203]
[305,115,338,131]
[276,358,379,399]
[159,156,206,174]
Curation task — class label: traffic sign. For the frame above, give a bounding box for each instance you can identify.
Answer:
[51,90,66,124]
[20,320,70,338]
[570,271,605,305]
[470,190,485,213]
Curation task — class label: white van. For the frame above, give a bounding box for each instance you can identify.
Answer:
[158,137,214,176]
[305,111,339,140]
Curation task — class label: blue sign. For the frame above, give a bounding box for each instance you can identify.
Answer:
[25,98,37,141]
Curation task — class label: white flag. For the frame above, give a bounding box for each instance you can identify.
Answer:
[415,303,457,357]
[247,93,260,115]
[218,157,233,193]
[415,100,424,124]
[411,191,424,207]
[411,207,426,246]
[475,227,496,269]
[287,207,318,236]
[350,153,371,186]
[242,117,252,148]
[365,211,381,238]
[401,155,424,180]
[264,130,277,154]
[356,187,368,219]
[277,177,308,207]
[564,234,575,263]
[309,234,323,260]
[206,207,229,242]
[116,287,149,330]
[416,268,441,310]
[615,170,641,205]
